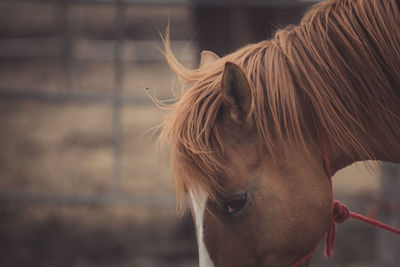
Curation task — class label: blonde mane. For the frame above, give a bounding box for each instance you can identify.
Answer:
[160,0,400,209]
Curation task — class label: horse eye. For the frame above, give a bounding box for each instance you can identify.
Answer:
[225,193,248,215]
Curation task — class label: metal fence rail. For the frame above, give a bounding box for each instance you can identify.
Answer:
[0,189,176,207]
[0,87,152,104]
[4,0,317,7]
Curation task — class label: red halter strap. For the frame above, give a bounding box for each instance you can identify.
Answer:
[291,131,400,267]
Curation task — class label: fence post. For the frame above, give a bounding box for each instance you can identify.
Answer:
[377,162,400,267]
[60,0,73,91]
[112,0,125,197]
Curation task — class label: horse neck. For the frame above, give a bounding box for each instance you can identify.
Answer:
[327,103,400,174]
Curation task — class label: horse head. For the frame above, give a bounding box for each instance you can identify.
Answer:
[188,54,332,267]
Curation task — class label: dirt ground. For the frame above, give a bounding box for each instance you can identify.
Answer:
[0,2,395,267]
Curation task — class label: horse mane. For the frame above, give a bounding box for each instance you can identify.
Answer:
[160,0,400,209]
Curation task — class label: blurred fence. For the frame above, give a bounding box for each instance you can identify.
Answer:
[0,0,173,207]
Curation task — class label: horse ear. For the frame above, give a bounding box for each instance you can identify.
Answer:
[221,62,253,126]
[199,50,219,68]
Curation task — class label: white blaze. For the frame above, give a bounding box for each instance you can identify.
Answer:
[190,190,214,267]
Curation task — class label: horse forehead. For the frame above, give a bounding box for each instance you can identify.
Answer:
[224,138,262,176]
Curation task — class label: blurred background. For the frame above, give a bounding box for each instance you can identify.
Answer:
[0,0,398,266]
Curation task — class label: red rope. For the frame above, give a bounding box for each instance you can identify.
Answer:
[290,241,320,267]
[324,200,400,257]
[349,211,400,234]
[322,131,400,257]
[291,131,400,266]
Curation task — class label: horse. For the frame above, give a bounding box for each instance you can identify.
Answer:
[159,0,400,266]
